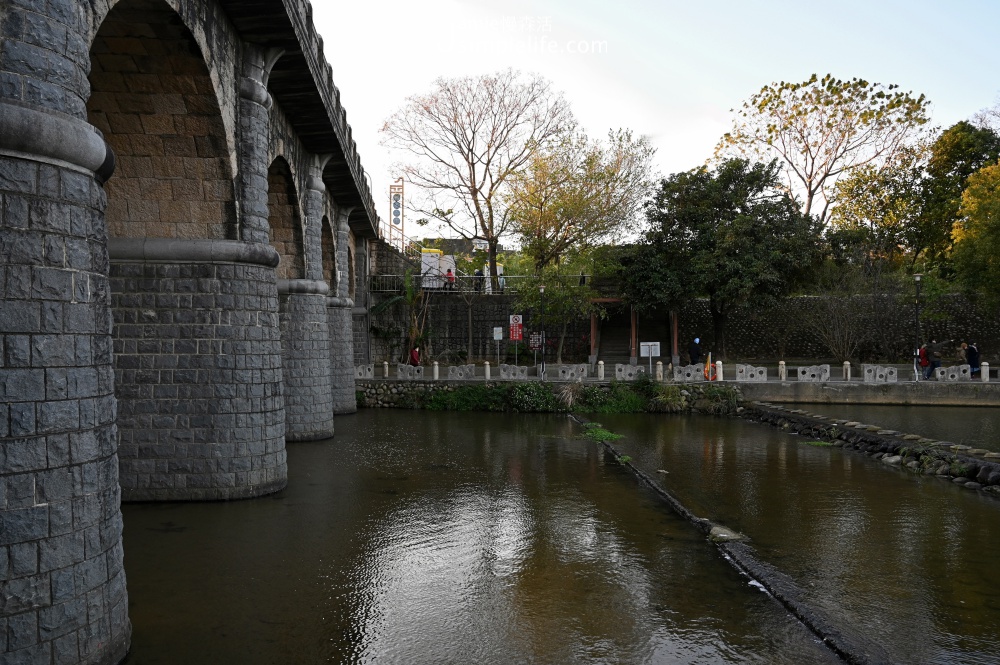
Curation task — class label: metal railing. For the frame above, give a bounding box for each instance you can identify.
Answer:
[369,273,530,294]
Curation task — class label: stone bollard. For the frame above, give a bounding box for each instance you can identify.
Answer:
[778,361,786,381]
[655,361,663,381]
[484,361,491,380]
[983,362,990,382]
[597,360,605,380]
[383,360,390,378]
[843,361,851,381]
[715,361,723,381]
[433,361,439,380]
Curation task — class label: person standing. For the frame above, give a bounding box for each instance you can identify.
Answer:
[968,342,981,377]
[928,339,946,379]
[445,268,455,291]
[689,337,702,365]
[474,269,484,293]
[409,346,420,366]
[918,343,930,379]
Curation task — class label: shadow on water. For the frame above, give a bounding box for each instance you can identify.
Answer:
[596,412,1000,665]
[122,411,838,664]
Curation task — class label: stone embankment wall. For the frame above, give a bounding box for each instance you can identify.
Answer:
[741,403,1000,494]
[356,379,733,412]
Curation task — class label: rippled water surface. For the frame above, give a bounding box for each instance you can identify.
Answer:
[597,413,1000,665]
[121,410,837,664]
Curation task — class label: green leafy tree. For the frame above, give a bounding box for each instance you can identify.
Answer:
[508,129,655,272]
[621,158,822,357]
[917,121,1000,267]
[515,260,604,364]
[952,162,1000,303]
[829,145,925,262]
[381,69,573,286]
[718,74,930,222]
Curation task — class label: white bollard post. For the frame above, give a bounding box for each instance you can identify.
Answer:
[433,361,439,380]
[982,362,990,382]
[655,361,663,381]
[715,360,723,381]
[484,361,491,380]
[778,360,786,381]
[597,360,605,380]
[383,360,390,378]
[843,361,851,381]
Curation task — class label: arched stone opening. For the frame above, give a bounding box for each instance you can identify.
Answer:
[321,215,336,288]
[270,158,335,438]
[267,157,306,279]
[87,0,237,241]
[91,0,286,501]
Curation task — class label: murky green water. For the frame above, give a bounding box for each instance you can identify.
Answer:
[121,411,837,664]
[597,413,1000,665]
[802,404,1000,451]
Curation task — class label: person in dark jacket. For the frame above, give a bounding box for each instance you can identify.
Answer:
[409,346,420,366]
[689,337,702,365]
[968,342,981,377]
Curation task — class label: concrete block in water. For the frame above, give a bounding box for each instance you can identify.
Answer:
[735,364,767,382]
[862,364,897,383]
[447,364,477,380]
[797,364,830,382]
[615,364,647,381]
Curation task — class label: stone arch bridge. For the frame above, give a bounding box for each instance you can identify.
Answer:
[0,0,379,661]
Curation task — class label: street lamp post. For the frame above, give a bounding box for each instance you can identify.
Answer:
[914,273,923,380]
[539,284,546,377]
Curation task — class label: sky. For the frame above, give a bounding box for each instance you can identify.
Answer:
[311,0,1000,235]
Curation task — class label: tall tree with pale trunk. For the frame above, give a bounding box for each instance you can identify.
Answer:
[381,70,573,284]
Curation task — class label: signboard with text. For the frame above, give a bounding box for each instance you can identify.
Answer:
[509,314,523,341]
[528,332,542,351]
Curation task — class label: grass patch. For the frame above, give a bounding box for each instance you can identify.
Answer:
[581,422,623,442]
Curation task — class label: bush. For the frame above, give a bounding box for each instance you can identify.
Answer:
[506,382,561,412]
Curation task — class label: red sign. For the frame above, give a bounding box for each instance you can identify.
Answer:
[509,314,523,341]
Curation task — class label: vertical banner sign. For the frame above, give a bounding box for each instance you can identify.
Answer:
[388,178,404,252]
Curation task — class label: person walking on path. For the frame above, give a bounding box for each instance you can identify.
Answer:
[474,269,484,293]
[689,337,702,365]
[928,339,948,378]
[919,343,930,379]
[445,268,455,291]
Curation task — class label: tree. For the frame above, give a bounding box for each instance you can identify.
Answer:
[621,159,822,357]
[381,70,573,284]
[917,121,1000,267]
[508,129,655,272]
[514,263,603,364]
[828,145,925,262]
[717,74,930,222]
[952,161,1000,303]
[370,269,432,362]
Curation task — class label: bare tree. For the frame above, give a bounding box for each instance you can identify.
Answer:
[381,69,573,284]
[717,74,930,223]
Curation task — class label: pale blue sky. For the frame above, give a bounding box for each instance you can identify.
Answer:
[313,0,1000,230]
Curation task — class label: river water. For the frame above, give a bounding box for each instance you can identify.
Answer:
[597,412,1000,665]
[121,411,838,664]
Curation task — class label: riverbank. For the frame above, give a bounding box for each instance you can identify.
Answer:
[738,401,1000,494]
